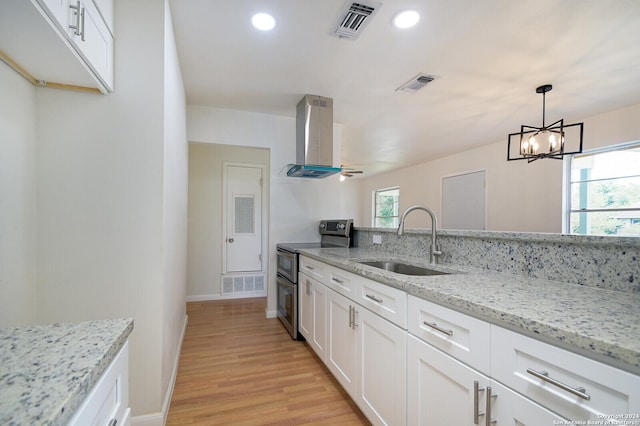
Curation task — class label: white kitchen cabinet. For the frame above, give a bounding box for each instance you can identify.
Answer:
[357,276,407,328]
[68,341,131,426]
[356,307,406,426]
[36,0,69,30]
[491,325,640,422]
[299,255,327,284]
[299,272,327,361]
[298,273,313,339]
[326,287,358,397]
[0,0,113,92]
[64,0,114,90]
[408,296,490,373]
[326,263,362,299]
[408,334,489,426]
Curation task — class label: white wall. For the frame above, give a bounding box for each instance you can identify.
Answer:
[31,0,187,421]
[187,105,359,315]
[0,62,37,326]
[187,143,269,299]
[161,0,188,418]
[358,103,640,233]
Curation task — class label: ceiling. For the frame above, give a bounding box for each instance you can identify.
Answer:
[169,0,640,176]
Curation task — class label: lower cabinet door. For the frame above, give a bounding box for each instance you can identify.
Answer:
[489,380,567,425]
[298,275,313,340]
[408,335,489,426]
[326,288,358,396]
[309,280,327,361]
[356,308,406,426]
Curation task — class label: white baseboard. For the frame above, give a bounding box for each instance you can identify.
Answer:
[131,313,188,426]
[186,292,266,302]
[266,309,277,318]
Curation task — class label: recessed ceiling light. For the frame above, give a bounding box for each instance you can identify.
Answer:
[393,10,420,29]
[252,13,276,31]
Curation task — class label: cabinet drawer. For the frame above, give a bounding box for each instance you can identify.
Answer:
[408,296,490,374]
[68,341,130,425]
[491,325,640,421]
[357,278,407,328]
[326,266,361,299]
[299,256,327,283]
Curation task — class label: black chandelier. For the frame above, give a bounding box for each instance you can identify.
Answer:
[507,84,583,162]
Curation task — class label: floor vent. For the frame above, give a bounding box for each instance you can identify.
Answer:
[331,1,382,40]
[396,73,438,94]
[222,274,266,296]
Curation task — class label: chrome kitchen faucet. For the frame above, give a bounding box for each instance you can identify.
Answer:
[397,205,442,264]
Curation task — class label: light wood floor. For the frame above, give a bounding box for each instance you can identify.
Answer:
[167,298,370,425]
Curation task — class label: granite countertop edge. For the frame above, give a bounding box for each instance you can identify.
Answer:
[0,318,134,426]
[298,247,640,376]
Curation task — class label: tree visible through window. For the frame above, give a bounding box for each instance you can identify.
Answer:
[565,142,640,236]
[374,187,400,228]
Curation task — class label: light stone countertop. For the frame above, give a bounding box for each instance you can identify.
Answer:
[298,247,640,375]
[0,318,134,426]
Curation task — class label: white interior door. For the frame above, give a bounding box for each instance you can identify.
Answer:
[224,164,262,273]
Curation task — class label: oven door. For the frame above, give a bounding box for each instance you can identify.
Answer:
[276,248,297,283]
[276,274,298,339]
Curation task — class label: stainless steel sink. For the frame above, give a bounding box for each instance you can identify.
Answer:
[359,261,450,276]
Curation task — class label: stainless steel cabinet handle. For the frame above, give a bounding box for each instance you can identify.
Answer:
[306,279,311,296]
[69,1,81,34]
[332,277,344,284]
[348,305,353,328]
[365,294,383,303]
[485,386,496,425]
[473,381,484,424]
[80,6,86,41]
[423,321,453,336]
[305,265,314,270]
[108,419,117,426]
[352,307,358,329]
[526,368,591,400]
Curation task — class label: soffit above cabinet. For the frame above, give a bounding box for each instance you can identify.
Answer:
[0,0,112,94]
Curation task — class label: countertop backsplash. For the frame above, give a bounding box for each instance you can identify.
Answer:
[355,227,640,294]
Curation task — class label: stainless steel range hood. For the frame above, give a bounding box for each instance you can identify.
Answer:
[282,95,342,178]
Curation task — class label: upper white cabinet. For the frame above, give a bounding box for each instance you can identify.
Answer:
[0,0,114,93]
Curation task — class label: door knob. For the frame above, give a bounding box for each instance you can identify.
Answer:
[228,238,234,243]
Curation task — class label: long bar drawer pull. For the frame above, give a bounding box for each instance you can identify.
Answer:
[305,265,315,270]
[423,321,453,336]
[332,277,344,284]
[365,294,383,303]
[526,368,591,400]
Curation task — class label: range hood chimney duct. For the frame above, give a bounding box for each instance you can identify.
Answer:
[282,95,342,178]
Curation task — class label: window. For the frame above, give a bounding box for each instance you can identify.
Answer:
[564,142,640,236]
[373,187,400,228]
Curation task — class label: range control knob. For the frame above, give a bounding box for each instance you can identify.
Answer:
[319,223,326,229]
[337,223,346,230]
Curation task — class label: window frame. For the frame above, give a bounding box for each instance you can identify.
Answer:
[372,186,400,228]
[562,140,640,235]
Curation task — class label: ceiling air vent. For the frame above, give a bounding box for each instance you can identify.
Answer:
[396,73,438,94]
[331,1,382,40]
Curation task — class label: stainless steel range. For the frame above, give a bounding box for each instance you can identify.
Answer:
[276,219,354,339]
